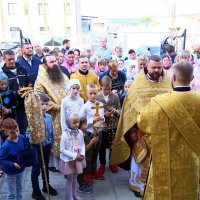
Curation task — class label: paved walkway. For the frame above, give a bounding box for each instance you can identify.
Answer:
[0,165,141,200]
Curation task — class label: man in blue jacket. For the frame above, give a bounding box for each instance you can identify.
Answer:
[16,42,41,85]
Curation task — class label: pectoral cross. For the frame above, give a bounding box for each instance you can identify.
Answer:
[91,102,103,117]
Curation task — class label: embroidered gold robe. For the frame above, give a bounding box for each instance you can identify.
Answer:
[110,70,172,165]
[34,64,69,155]
[138,91,200,200]
[110,70,172,194]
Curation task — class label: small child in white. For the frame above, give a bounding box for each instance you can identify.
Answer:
[120,80,133,106]
[61,79,84,132]
[59,113,86,200]
[126,61,137,80]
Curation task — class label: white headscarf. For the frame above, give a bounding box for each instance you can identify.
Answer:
[66,79,82,92]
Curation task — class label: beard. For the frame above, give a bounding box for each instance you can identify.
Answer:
[24,52,33,56]
[46,65,64,84]
[163,65,171,70]
[148,72,161,81]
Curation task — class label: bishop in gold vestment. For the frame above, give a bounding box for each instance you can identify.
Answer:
[34,62,69,156]
[110,55,172,196]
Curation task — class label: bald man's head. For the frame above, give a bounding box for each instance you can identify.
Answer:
[192,44,200,52]
[173,62,194,85]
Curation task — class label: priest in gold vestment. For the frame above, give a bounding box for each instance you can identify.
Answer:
[34,55,69,159]
[110,55,172,197]
[138,62,200,200]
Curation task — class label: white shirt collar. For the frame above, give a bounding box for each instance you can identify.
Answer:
[23,55,32,66]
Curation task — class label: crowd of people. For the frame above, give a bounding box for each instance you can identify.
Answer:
[0,36,200,200]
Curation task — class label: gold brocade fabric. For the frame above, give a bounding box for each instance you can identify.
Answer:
[110,70,172,165]
[34,64,69,156]
[138,91,200,200]
[24,91,45,143]
[139,136,151,183]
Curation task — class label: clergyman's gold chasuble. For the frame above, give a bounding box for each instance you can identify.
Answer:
[34,64,69,155]
[110,70,172,165]
[138,91,200,200]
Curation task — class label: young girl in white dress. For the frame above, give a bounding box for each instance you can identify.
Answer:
[59,113,86,200]
[61,79,84,132]
[50,79,84,172]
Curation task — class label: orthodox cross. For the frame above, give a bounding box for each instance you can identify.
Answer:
[91,102,103,117]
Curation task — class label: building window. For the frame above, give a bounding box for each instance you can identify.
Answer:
[66,27,71,34]
[8,3,19,15]
[82,19,91,33]
[38,3,48,15]
[40,27,49,31]
[10,27,20,31]
[10,27,20,38]
[64,3,70,15]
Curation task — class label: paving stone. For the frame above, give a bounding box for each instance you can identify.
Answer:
[0,153,142,200]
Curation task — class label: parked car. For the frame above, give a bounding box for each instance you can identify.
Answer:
[0,42,21,51]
